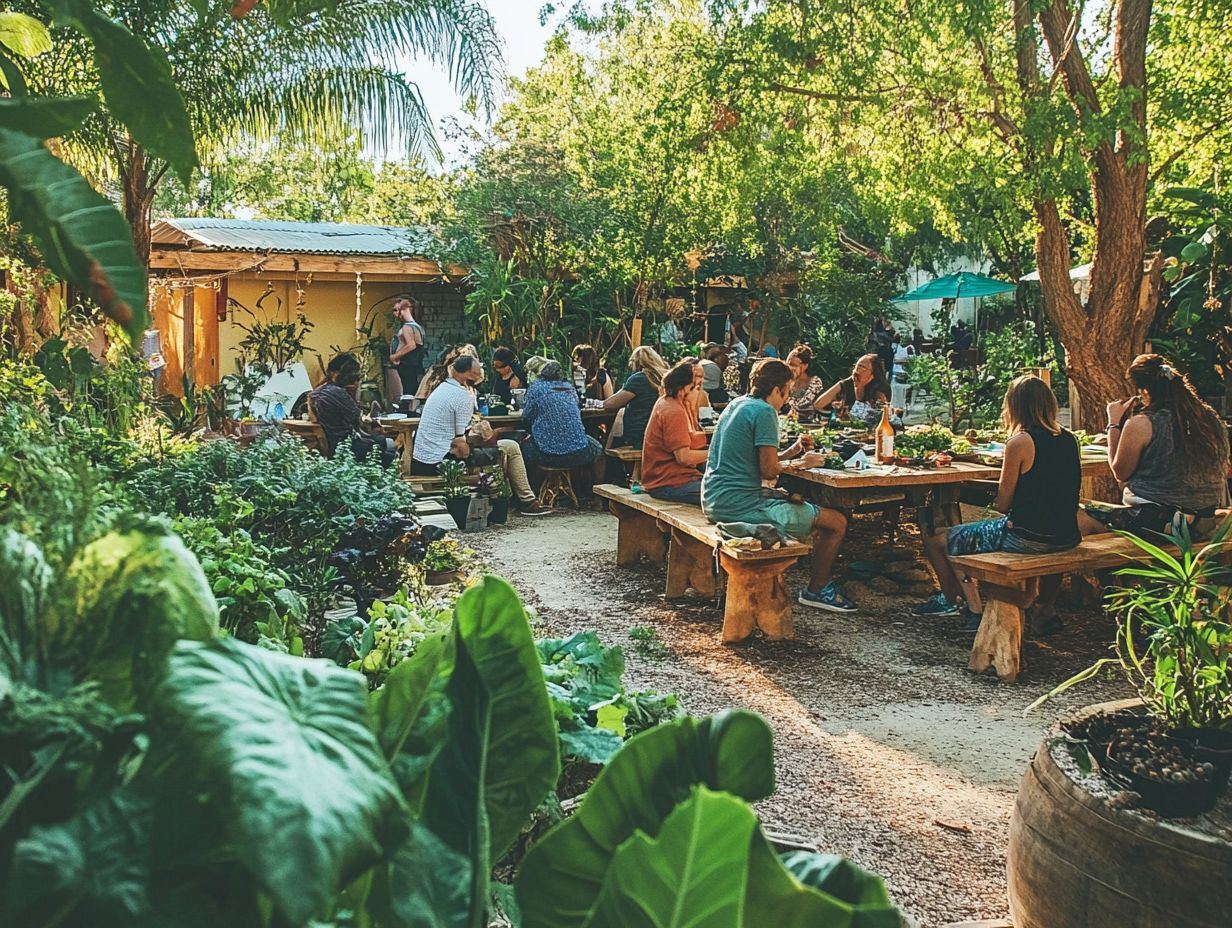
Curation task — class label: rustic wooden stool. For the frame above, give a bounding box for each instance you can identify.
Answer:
[538,467,579,509]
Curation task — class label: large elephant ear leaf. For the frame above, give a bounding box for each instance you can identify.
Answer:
[369,628,456,813]
[417,577,559,924]
[4,788,150,926]
[46,521,218,709]
[149,637,407,926]
[516,710,774,927]
[0,528,50,682]
[745,838,903,927]
[0,128,148,338]
[584,787,757,928]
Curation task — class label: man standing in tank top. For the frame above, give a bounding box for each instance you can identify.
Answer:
[390,297,426,399]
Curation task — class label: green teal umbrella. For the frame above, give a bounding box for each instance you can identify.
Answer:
[892,272,1017,302]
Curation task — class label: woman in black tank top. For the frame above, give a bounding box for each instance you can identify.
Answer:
[910,375,1081,628]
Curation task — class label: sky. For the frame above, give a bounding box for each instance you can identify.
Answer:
[398,0,563,168]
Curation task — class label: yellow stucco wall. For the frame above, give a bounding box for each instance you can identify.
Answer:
[219,276,406,384]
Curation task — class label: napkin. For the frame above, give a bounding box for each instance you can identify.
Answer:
[844,449,870,469]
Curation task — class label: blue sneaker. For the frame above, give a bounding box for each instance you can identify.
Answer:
[910,592,962,617]
[798,581,857,613]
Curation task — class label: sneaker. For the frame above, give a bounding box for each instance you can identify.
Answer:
[910,592,962,617]
[959,610,983,635]
[515,500,551,516]
[798,581,858,613]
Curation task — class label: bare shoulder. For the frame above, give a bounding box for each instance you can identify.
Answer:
[1121,412,1152,442]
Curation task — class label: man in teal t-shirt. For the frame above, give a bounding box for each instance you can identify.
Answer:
[701,359,856,612]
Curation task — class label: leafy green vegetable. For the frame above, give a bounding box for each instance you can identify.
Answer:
[538,631,681,765]
[894,425,955,457]
[0,528,50,682]
[46,521,218,709]
[149,636,407,925]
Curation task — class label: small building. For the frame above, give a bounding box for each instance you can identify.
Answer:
[148,218,469,390]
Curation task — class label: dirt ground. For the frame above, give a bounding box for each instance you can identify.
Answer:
[467,509,1133,928]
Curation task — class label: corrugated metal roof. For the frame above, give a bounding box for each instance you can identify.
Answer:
[152,218,438,257]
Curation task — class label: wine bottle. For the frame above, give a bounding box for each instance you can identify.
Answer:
[876,404,895,463]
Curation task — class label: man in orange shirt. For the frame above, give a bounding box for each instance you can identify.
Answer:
[641,361,709,504]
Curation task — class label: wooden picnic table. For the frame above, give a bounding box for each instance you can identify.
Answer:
[779,454,1112,533]
[379,408,617,476]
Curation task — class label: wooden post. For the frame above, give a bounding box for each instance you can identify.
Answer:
[967,579,1039,683]
[719,553,796,642]
[611,506,667,566]
[631,317,643,348]
[666,530,716,598]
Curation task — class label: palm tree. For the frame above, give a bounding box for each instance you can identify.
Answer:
[28,0,501,260]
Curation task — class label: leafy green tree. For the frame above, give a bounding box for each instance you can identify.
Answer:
[157,131,460,226]
[706,0,1231,425]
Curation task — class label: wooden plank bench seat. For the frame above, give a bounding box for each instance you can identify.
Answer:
[950,533,1167,683]
[593,484,811,642]
[606,447,642,482]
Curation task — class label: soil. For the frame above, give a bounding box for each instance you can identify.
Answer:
[466,508,1135,928]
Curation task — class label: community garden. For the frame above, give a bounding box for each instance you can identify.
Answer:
[2,0,1232,925]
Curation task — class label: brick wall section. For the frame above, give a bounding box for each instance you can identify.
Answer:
[407,283,470,362]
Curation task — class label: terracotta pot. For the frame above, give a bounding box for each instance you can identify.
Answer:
[425,568,461,586]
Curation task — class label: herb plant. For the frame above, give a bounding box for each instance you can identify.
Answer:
[1028,523,1232,729]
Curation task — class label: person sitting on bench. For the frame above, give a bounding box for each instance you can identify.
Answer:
[912,375,1081,632]
[701,358,856,613]
[641,361,709,504]
[410,355,548,516]
[1079,353,1229,540]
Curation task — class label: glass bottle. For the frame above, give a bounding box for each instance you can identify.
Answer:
[876,404,895,463]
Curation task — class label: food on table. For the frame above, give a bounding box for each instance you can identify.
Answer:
[894,424,955,457]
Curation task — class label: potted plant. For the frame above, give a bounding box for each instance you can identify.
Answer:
[438,459,473,529]
[423,538,466,585]
[1007,525,1232,927]
[483,466,512,524]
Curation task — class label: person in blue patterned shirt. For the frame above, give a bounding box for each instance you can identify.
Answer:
[521,361,604,486]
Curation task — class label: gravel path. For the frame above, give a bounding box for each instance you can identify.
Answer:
[467,509,1132,927]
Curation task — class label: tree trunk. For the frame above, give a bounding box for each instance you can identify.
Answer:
[120,142,157,267]
[1027,0,1154,432]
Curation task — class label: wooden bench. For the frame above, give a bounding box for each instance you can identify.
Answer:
[951,534,1165,683]
[594,484,811,642]
[606,447,642,483]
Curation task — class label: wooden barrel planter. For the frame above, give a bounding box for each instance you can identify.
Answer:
[1008,699,1232,928]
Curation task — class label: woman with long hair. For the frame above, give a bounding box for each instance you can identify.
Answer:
[571,344,613,400]
[813,353,892,424]
[784,344,825,415]
[416,343,478,399]
[912,375,1082,630]
[602,345,670,448]
[1080,353,1230,538]
[489,346,526,404]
